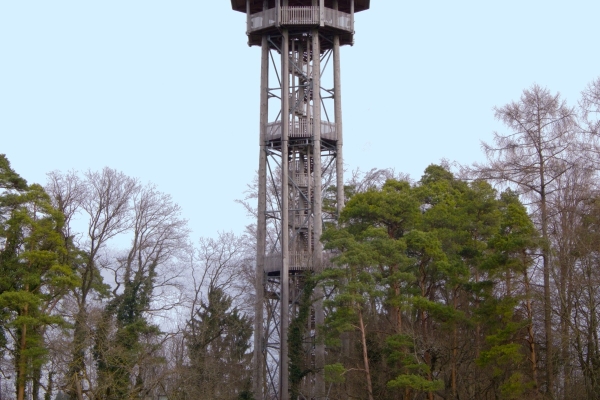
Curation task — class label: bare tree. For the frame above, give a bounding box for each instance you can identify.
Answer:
[346,167,410,194]
[112,184,189,314]
[160,232,253,399]
[46,168,139,399]
[237,172,282,256]
[92,183,190,399]
[546,164,598,398]
[46,171,86,244]
[560,187,600,399]
[191,232,253,316]
[580,77,600,136]
[471,84,577,397]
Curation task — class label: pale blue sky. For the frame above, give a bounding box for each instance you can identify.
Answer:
[2,1,599,239]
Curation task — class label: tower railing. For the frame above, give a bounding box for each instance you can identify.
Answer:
[265,252,312,273]
[264,251,337,274]
[291,172,310,187]
[280,6,320,25]
[323,8,354,31]
[247,8,277,32]
[248,7,353,34]
[266,119,337,141]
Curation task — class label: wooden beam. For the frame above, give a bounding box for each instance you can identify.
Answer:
[254,32,269,400]
[333,34,344,217]
[319,0,324,26]
[312,27,326,400]
[280,28,290,400]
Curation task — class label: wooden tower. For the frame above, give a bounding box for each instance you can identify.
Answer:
[230,1,370,398]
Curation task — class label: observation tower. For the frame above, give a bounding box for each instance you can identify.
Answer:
[230,1,370,399]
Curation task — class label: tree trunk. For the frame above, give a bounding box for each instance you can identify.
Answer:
[68,307,88,400]
[17,300,28,400]
[524,268,539,394]
[540,189,554,399]
[358,308,374,400]
[451,289,458,399]
[394,278,402,333]
[44,372,54,400]
[32,361,41,400]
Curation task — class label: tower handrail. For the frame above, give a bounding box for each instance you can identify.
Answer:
[247,7,277,33]
[264,251,336,273]
[247,6,353,33]
[323,8,354,31]
[266,119,337,141]
[280,6,319,25]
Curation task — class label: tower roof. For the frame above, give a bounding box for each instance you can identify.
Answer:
[231,0,370,14]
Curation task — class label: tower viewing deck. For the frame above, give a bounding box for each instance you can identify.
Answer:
[231,0,370,13]
[266,118,337,143]
[231,0,370,47]
[246,7,353,45]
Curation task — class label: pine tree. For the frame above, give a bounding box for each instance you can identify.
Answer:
[0,156,78,400]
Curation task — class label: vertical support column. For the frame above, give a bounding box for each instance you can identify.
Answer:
[254,33,269,400]
[351,0,355,31]
[245,0,250,35]
[311,29,326,400]
[280,28,290,400]
[319,0,325,27]
[333,34,344,217]
[305,36,313,260]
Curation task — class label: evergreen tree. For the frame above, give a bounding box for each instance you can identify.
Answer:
[183,286,252,400]
[0,155,78,400]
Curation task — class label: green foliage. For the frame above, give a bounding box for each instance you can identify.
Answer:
[0,157,77,398]
[324,363,346,383]
[478,343,523,372]
[183,286,253,399]
[0,154,28,191]
[410,296,466,324]
[321,165,539,399]
[498,372,533,400]
[387,374,444,392]
[94,254,164,400]
[384,333,444,395]
[340,178,419,239]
